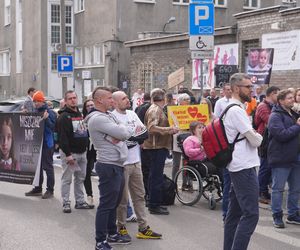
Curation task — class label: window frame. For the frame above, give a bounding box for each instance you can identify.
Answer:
[134,0,156,4]
[172,0,189,6]
[93,45,104,65]
[138,62,153,93]
[74,0,85,13]
[243,0,260,9]
[4,0,11,26]
[214,0,227,8]
[75,47,83,66]
[0,50,11,76]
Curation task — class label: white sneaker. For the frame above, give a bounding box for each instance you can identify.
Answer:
[126,214,137,222]
[87,196,94,206]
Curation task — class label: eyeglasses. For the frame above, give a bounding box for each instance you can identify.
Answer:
[237,85,253,89]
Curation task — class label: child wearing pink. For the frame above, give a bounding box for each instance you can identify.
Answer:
[183,121,206,161]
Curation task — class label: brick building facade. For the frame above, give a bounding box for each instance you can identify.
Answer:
[126,5,300,94]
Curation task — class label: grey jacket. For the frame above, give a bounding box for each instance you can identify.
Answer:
[22,95,35,112]
[85,110,134,167]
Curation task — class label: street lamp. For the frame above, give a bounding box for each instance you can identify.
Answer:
[163,16,176,32]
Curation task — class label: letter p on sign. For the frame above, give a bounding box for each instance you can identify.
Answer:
[61,58,70,70]
[195,6,209,25]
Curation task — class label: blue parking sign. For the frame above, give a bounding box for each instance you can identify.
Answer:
[189,3,214,35]
[58,55,73,72]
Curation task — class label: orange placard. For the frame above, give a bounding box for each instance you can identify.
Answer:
[167,104,209,130]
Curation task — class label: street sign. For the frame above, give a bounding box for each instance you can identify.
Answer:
[189,2,214,36]
[191,50,214,59]
[58,55,73,78]
[189,35,214,51]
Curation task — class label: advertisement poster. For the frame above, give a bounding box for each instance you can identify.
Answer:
[262,30,300,71]
[167,104,209,130]
[0,113,44,185]
[214,43,239,66]
[192,59,214,90]
[192,43,239,90]
[246,48,274,85]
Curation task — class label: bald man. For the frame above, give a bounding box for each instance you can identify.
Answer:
[86,87,134,249]
[111,91,161,241]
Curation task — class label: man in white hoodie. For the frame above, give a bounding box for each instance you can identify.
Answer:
[112,91,162,242]
[86,87,134,250]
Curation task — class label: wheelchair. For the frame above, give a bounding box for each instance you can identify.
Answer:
[174,133,223,210]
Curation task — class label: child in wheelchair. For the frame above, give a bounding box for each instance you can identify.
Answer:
[175,121,223,207]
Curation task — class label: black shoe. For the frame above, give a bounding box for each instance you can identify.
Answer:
[148,206,169,215]
[75,201,94,209]
[42,190,54,199]
[25,188,42,197]
[63,203,72,213]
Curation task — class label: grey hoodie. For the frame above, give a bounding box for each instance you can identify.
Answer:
[85,110,134,167]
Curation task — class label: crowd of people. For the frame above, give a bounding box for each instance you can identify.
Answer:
[10,78,300,250]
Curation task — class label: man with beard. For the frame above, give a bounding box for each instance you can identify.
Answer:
[223,73,262,250]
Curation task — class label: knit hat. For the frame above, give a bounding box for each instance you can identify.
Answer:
[33,90,45,102]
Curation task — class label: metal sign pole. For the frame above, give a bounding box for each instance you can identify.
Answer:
[200,59,204,100]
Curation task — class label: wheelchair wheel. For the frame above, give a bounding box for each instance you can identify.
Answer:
[175,166,203,206]
[202,177,223,202]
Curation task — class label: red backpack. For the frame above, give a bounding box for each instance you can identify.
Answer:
[202,104,244,168]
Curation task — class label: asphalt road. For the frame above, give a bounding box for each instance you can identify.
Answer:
[0,164,300,250]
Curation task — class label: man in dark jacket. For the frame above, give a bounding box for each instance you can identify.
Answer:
[268,89,300,228]
[57,90,92,213]
[25,91,57,199]
[254,86,279,204]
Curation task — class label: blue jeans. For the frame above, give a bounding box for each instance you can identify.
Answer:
[222,168,231,220]
[144,148,168,208]
[271,164,300,216]
[258,157,271,195]
[37,146,55,192]
[95,163,124,243]
[224,168,259,250]
[127,201,133,218]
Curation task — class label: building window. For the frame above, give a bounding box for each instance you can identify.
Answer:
[173,0,189,5]
[134,0,156,3]
[214,0,227,7]
[51,53,59,71]
[75,47,83,66]
[93,45,104,65]
[84,47,92,65]
[51,4,72,45]
[138,62,153,93]
[244,0,260,9]
[4,0,11,26]
[0,50,11,75]
[74,0,84,13]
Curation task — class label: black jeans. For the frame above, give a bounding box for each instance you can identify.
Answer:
[143,148,168,208]
[84,146,96,197]
[37,146,55,192]
[95,162,124,243]
[224,168,259,250]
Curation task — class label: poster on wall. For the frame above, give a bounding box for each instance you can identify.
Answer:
[262,30,300,71]
[246,48,274,85]
[0,113,44,185]
[192,59,214,90]
[214,43,239,66]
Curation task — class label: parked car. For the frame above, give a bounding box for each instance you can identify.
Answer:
[0,97,60,113]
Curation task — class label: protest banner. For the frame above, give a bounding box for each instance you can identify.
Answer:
[246,48,274,85]
[214,65,238,88]
[167,104,209,130]
[0,113,44,185]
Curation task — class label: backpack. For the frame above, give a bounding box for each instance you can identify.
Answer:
[202,104,245,168]
[161,174,176,206]
[258,127,269,158]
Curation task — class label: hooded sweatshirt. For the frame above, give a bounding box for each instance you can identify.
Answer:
[85,109,134,167]
[57,106,88,156]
